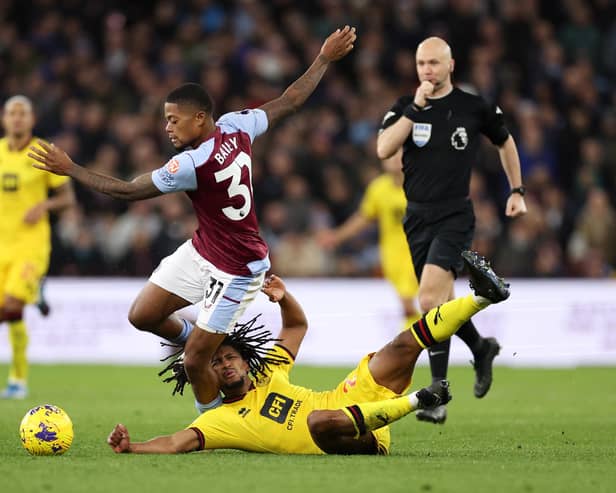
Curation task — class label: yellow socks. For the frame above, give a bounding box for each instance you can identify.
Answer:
[342,395,416,438]
[410,294,485,348]
[8,320,28,383]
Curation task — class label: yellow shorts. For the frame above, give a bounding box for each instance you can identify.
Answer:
[329,353,402,454]
[0,255,47,305]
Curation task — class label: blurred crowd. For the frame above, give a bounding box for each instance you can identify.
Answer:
[1,0,615,278]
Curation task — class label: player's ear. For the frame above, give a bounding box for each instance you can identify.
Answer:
[449,58,455,73]
[194,110,207,126]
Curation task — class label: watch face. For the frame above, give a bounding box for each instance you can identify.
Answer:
[512,187,526,195]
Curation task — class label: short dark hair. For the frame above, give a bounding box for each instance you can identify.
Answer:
[166,83,213,114]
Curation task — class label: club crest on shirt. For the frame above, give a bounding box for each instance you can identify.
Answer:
[165,158,180,174]
[412,123,432,147]
[451,126,468,150]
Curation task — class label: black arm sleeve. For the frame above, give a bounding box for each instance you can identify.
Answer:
[480,101,510,146]
[379,95,414,131]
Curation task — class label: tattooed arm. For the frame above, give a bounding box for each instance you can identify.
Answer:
[29,140,162,201]
[259,26,356,127]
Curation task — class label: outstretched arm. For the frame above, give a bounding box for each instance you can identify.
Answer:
[316,212,373,250]
[107,423,200,454]
[29,141,163,201]
[259,26,356,127]
[261,275,308,357]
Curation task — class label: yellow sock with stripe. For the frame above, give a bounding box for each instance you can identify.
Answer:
[8,320,29,383]
[410,294,486,348]
[341,394,424,438]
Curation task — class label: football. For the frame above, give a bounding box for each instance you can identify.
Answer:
[19,404,74,456]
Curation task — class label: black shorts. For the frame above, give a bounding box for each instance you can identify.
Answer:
[403,197,475,280]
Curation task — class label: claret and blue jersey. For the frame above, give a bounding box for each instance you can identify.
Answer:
[151,109,269,276]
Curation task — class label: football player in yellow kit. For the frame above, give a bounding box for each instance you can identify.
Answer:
[317,150,420,329]
[108,251,509,455]
[0,96,75,399]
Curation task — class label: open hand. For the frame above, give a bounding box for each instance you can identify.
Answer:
[262,274,286,303]
[28,140,74,176]
[107,423,131,453]
[320,25,356,62]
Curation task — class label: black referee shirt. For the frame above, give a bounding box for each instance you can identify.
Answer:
[380,87,509,203]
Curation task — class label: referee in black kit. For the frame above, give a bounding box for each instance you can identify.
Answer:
[377,37,527,424]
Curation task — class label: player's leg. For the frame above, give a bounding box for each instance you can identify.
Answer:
[0,259,43,399]
[184,260,268,412]
[438,222,503,398]
[307,383,451,454]
[368,293,484,395]
[457,251,503,397]
[182,328,226,406]
[403,209,451,422]
[456,317,501,398]
[415,262,455,423]
[316,284,490,450]
[316,257,509,454]
[1,295,28,399]
[129,241,206,343]
[368,251,509,414]
[307,409,381,454]
[128,282,193,341]
[384,247,420,329]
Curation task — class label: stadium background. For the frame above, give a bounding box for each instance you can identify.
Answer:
[1,0,615,279]
[1,2,616,492]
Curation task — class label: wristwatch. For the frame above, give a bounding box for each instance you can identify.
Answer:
[510,186,526,196]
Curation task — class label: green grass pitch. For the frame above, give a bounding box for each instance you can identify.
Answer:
[1,364,615,493]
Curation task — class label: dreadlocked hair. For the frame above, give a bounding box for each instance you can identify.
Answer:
[157,314,290,396]
[222,314,290,380]
[158,343,187,396]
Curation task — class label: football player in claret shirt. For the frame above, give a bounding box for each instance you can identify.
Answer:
[29,27,356,414]
[0,96,75,399]
[107,251,510,456]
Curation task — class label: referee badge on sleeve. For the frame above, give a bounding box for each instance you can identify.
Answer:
[412,123,432,147]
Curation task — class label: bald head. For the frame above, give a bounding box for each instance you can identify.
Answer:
[415,37,454,96]
[416,37,452,61]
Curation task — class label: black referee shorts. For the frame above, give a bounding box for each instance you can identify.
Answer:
[403,197,475,280]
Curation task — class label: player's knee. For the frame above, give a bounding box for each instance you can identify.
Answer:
[307,410,339,438]
[127,304,158,332]
[183,350,204,379]
[1,307,24,322]
[418,293,439,313]
[390,331,419,354]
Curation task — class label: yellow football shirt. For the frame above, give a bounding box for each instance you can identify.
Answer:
[360,174,418,296]
[0,137,69,262]
[187,345,395,454]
